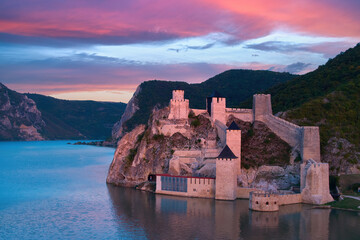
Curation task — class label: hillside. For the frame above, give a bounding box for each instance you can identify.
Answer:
[238,43,360,174]
[114,70,295,138]
[0,83,45,140]
[26,94,126,140]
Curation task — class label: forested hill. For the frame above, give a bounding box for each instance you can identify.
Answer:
[268,43,360,174]
[26,94,126,140]
[121,70,296,132]
[268,43,360,113]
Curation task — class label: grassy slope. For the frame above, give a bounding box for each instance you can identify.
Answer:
[27,94,126,139]
[124,70,295,131]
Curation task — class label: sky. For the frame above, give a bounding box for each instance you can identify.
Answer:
[0,0,359,103]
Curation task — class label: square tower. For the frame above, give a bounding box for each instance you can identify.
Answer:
[168,90,189,119]
[215,145,238,200]
[206,91,226,124]
[226,121,241,175]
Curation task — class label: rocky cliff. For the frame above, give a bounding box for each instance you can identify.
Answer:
[0,83,45,140]
[107,105,299,191]
[112,85,141,140]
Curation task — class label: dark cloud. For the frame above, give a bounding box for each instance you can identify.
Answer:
[245,41,357,59]
[245,41,305,52]
[0,31,181,48]
[168,43,215,53]
[283,62,311,74]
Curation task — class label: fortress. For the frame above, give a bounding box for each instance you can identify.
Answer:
[155,90,333,210]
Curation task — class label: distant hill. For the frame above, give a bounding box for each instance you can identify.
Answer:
[26,94,126,140]
[275,44,360,174]
[115,70,296,137]
[0,83,126,141]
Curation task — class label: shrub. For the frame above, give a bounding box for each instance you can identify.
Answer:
[153,134,165,141]
[191,118,200,127]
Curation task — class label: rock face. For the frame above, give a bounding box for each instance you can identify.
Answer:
[112,85,141,140]
[107,107,216,187]
[0,83,45,140]
[239,164,301,191]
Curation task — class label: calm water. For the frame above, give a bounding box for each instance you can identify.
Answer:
[0,141,359,240]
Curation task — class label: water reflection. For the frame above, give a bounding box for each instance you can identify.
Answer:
[108,185,360,240]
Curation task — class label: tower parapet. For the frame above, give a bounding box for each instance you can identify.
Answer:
[226,121,241,175]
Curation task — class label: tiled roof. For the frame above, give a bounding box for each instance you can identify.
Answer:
[217,145,237,159]
[228,121,240,130]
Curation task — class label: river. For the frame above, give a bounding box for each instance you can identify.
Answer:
[0,141,359,239]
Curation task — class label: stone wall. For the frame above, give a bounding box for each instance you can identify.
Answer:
[192,109,208,116]
[277,193,302,205]
[155,175,215,198]
[215,157,237,200]
[263,114,302,147]
[226,108,253,122]
[249,192,302,212]
[214,120,227,147]
[252,94,321,162]
[236,187,258,199]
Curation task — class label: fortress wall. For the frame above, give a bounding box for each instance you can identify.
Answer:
[263,114,302,147]
[226,108,253,122]
[187,178,215,198]
[155,175,215,198]
[214,120,227,147]
[236,187,258,199]
[277,194,302,205]
[191,109,208,116]
[159,123,191,138]
[173,150,202,158]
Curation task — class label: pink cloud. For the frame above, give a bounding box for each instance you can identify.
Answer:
[2,0,358,46]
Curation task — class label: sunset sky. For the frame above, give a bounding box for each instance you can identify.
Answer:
[1,0,359,102]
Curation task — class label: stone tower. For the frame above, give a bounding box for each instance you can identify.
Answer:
[215,145,238,200]
[226,121,241,175]
[300,159,333,204]
[168,90,189,119]
[301,126,321,162]
[206,91,226,124]
[253,94,272,122]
